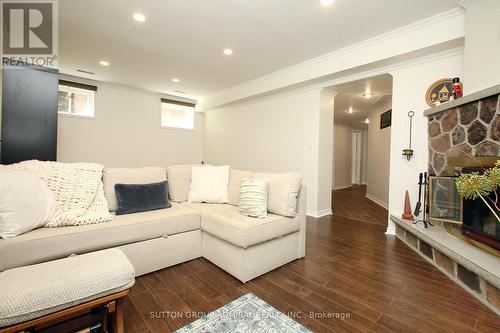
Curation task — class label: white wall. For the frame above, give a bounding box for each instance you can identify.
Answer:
[387,52,463,234]
[366,100,392,209]
[463,0,500,93]
[204,88,333,217]
[57,79,204,167]
[317,92,335,216]
[332,123,352,190]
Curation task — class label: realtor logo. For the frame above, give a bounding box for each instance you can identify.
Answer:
[1,0,58,68]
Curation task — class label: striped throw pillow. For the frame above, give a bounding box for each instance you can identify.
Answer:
[239,179,268,218]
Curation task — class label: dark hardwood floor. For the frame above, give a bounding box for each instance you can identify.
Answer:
[123,187,500,333]
[333,185,388,226]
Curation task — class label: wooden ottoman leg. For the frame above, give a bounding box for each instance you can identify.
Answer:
[113,298,124,333]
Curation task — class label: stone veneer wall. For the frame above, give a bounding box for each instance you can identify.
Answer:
[395,223,500,315]
[420,91,500,315]
[428,94,500,176]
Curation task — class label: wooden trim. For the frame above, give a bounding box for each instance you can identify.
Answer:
[59,80,98,91]
[161,98,196,107]
[462,225,500,252]
[0,290,129,333]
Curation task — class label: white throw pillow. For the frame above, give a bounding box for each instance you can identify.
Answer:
[239,179,268,218]
[0,171,59,238]
[254,172,302,217]
[167,164,204,203]
[228,169,254,206]
[188,166,230,203]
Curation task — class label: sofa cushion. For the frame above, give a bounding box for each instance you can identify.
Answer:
[103,167,167,212]
[0,203,200,272]
[181,203,299,248]
[253,172,302,217]
[228,169,254,206]
[167,165,201,202]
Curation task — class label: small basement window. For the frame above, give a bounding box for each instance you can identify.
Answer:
[58,80,97,118]
[161,98,195,130]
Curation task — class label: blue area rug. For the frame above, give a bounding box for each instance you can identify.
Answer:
[174,293,312,333]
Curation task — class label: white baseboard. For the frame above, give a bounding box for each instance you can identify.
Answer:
[306,209,333,218]
[333,184,352,190]
[385,225,396,235]
[365,193,388,209]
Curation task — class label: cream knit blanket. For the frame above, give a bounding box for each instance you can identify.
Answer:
[1,160,112,227]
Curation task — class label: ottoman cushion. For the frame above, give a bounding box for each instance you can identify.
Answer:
[0,248,135,327]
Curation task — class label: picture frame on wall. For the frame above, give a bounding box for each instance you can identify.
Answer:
[380,109,392,129]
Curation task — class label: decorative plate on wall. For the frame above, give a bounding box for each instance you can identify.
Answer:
[425,78,453,107]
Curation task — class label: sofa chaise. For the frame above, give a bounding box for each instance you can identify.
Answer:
[0,165,306,283]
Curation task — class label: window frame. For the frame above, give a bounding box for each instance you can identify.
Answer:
[160,98,196,130]
[57,80,97,119]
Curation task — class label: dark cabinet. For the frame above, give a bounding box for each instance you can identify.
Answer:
[1,64,59,164]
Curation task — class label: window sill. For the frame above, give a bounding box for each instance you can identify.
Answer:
[160,125,194,131]
[58,113,95,120]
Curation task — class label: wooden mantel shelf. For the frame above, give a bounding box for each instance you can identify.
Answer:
[423,84,500,117]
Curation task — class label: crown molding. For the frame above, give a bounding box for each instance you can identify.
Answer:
[321,91,338,98]
[310,47,464,94]
[249,8,465,84]
[202,46,463,112]
[459,0,474,9]
[201,7,465,110]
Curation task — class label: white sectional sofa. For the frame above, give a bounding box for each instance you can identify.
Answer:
[0,165,306,283]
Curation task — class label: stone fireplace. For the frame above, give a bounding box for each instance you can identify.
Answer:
[426,86,500,253]
[428,92,499,175]
[391,84,500,316]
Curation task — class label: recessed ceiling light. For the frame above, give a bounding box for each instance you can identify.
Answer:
[320,0,335,7]
[99,60,110,66]
[363,90,374,98]
[365,118,370,124]
[348,106,354,114]
[172,78,180,83]
[133,13,146,22]
[223,49,233,55]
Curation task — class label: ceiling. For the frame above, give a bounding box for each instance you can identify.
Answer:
[59,0,462,99]
[329,74,393,128]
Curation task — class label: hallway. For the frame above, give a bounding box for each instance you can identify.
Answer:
[332,185,388,226]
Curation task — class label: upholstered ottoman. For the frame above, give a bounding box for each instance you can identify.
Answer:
[0,249,135,333]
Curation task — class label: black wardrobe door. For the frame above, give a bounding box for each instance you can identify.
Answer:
[1,65,58,164]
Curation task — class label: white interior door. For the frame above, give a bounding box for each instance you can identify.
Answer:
[351,131,362,184]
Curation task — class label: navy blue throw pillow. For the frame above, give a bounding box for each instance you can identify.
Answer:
[114,181,171,215]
